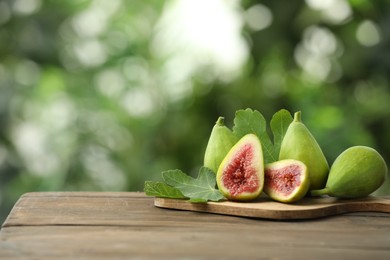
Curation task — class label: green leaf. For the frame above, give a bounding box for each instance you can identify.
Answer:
[233,108,276,164]
[162,169,193,188]
[270,109,293,159]
[188,198,208,203]
[144,181,186,199]
[163,167,224,202]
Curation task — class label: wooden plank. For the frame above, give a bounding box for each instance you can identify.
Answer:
[16,191,146,198]
[1,224,389,259]
[2,192,154,227]
[3,192,389,228]
[1,192,389,259]
[155,196,390,220]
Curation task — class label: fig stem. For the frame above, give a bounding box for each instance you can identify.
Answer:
[294,111,302,122]
[310,187,330,197]
[216,117,225,126]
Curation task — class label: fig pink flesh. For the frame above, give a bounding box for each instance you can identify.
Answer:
[265,164,302,196]
[222,144,259,197]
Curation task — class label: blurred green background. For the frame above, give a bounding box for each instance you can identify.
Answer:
[0,0,389,222]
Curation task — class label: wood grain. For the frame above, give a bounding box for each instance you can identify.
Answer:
[1,192,389,259]
[155,196,390,220]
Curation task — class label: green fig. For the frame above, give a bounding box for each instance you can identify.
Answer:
[311,146,387,199]
[279,111,329,190]
[264,159,310,203]
[204,117,238,174]
[217,134,264,201]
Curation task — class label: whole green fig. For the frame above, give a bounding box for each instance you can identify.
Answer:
[311,146,387,199]
[279,111,329,190]
[204,117,238,174]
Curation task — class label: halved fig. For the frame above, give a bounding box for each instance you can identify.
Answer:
[264,159,310,203]
[216,134,264,201]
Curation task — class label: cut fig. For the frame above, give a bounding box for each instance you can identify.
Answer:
[216,134,264,201]
[264,159,310,203]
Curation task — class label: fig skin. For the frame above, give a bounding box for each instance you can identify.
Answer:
[311,146,387,199]
[204,117,238,174]
[264,159,310,203]
[279,111,329,191]
[216,134,264,201]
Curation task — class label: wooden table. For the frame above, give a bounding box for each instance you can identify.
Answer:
[0,192,389,259]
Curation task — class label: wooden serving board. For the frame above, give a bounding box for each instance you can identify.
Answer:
[154,196,390,220]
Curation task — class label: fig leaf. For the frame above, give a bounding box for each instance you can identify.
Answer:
[144,167,224,202]
[233,108,284,164]
[144,181,186,199]
[270,109,293,157]
[233,108,276,164]
[163,167,224,202]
